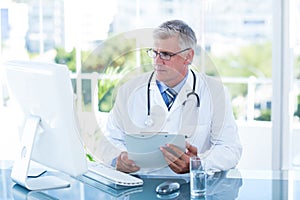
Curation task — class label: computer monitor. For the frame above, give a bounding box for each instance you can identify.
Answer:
[4,60,88,190]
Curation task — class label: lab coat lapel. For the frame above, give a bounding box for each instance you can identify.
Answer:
[149,79,168,112]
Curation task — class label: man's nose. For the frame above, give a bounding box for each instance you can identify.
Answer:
[154,54,164,64]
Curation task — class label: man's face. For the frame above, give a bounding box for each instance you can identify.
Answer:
[153,36,192,87]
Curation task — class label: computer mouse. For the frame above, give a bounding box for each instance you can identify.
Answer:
[155,181,180,195]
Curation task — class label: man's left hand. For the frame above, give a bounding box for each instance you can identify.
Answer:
[160,142,197,174]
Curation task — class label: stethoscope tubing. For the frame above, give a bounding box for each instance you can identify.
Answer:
[146,69,200,117]
[147,71,155,116]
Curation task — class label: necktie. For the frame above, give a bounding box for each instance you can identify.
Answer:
[164,88,177,110]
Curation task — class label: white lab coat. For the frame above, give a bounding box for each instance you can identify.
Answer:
[105,70,242,173]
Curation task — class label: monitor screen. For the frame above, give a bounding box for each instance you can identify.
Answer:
[4,60,88,190]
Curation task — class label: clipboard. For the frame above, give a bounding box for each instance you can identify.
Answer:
[125,133,186,170]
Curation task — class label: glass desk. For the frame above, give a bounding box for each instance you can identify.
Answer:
[1,161,300,200]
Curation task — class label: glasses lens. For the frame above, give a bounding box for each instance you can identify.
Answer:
[147,49,172,60]
[147,49,157,58]
[159,52,171,60]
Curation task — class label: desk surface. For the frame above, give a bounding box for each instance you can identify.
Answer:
[1,161,300,200]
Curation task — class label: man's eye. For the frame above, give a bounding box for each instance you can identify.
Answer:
[160,52,170,57]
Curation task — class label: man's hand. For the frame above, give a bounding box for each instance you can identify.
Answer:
[160,142,197,174]
[116,151,140,173]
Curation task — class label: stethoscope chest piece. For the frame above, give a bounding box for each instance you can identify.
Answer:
[144,116,154,127]
[143,105,166,129]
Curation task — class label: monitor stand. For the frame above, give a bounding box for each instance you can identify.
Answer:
[10,115,70,191]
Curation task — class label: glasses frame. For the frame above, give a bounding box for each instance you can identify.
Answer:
[146,48,191,61]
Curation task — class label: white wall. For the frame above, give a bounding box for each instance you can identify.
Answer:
[236,121,272,170]
[236,121,300,170]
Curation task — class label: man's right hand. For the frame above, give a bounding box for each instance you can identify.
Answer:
[116,151,140,173]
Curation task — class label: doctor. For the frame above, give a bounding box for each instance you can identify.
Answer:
[105,19,242,174]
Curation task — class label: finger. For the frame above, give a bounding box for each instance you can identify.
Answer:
[120,152,131,165]
[116,153,129,172]
[119,160,140,173]
[160,147,189,174]
[167,159,183,173]
[186,142,198,156]
[120,152,136,166]
[117,152,140,173]
[122,157,140,172]
[185,141,191,149]
[160,146,178,163]
[160,146,186,167]
[166,144,187,160]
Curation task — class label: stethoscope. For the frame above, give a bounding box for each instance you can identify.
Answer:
[144,69,200,127]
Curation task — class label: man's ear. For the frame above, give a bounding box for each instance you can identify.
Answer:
[184,49,194,65]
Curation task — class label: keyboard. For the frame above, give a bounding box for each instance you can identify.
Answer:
[85,162,143,187]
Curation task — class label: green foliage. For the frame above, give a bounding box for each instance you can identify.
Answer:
[212,42,272,99]
[294,56,300,79]
[97,52,153,112]
[54,38,153,113]
[86,153,95,162]
[255,109,271,121]
[223,83,248,99]
[81,35,154,112]
[54,47,76,72]
[82,33,139,73]
[98,67,122,112]
[294,95,300,118]
[212,42,272,78]
[238,42,272,77]
[211,42,273,120]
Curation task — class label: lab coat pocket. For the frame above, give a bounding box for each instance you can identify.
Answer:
[186,124,210,153]
[184,124,211,149]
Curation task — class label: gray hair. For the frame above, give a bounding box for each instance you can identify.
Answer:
[153,20,197,50]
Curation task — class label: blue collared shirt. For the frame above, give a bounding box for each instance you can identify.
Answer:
[156,72,188,97]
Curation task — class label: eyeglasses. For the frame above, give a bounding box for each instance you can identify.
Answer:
[146,48,191,61]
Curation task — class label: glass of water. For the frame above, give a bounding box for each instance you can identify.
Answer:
[190,156,206,198]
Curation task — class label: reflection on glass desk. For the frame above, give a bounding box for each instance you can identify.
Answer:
[1,161,300,200]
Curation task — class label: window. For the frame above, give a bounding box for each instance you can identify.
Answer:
[0,0,297,170]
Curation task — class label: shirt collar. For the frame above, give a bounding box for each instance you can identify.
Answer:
[156,71,189,94]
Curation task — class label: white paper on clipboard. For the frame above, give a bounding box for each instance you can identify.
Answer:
[125,133,186,170]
